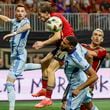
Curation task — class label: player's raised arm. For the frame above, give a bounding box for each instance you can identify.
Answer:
[32,31,61,50]
[15,23,31,34]
[0,15,12,22]
[43,31,61,45]
[3,22,31,41]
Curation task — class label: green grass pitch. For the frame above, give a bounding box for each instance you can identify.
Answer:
[0,100,110,110]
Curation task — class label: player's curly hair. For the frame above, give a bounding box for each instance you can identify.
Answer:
[38,1,56,13]
[66,36,78,47]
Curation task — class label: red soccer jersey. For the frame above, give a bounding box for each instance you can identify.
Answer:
[50,12,75,39]
[82,44,107,72]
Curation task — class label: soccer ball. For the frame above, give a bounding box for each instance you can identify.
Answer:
[46,16,63,32]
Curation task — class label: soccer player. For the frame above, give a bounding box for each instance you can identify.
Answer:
[60,36,99,110]
[61,28,107,110]
[80,29,107,110]
[0,4,31,110]
[82,28,107,73]
[32,2,75,108]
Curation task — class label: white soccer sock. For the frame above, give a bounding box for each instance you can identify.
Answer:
[24,63,41,70]
[7,83,15,110]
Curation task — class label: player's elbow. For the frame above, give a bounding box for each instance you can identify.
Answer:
[93,74,98,82]
[27,25,31,30]
[24,24,31,30]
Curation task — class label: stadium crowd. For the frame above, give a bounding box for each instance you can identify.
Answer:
[49,0,110,13]
[0,0,110,13]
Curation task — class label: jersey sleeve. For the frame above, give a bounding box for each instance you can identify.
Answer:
[79,44,88,56]
[76,43,88,58]
[70,52,91,72]
[21,18,30,27]
[10,18,16,24]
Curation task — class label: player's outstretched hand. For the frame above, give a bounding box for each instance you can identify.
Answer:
[3,32,16,41]
[3,34,10,41]
[32,41,44,50]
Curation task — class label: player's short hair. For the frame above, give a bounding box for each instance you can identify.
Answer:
[15,3,26,10]
[38,2,53,13]
[93,28,104,37]
[66,36,78,47]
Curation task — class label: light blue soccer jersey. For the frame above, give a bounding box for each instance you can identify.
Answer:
[64,43,90,89]
[10,18,30,48]
[64,43,92,110]
[9,18,30,77]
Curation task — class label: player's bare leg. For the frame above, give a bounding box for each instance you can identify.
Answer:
[32,53,53,97]
[35,59,62,108]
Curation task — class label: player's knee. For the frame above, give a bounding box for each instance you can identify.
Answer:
[46,68,54,75]
[6,74,16,94]
[6,73,16,83]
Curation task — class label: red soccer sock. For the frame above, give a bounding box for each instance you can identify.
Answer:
[46,89,53,98]
[42,78,48,89]
[46,85,55,98]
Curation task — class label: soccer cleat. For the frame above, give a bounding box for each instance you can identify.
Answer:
[34,98,53,108]
[32,89,46,97]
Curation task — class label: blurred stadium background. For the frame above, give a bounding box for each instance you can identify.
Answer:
[0,0,110,110]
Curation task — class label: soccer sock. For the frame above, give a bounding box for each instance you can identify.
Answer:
[46,86,54,98]
[42,77,48,89]
[6,82,15,110]
[24,63,41,70]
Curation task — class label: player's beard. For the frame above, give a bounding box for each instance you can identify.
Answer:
[60,46,68,51]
